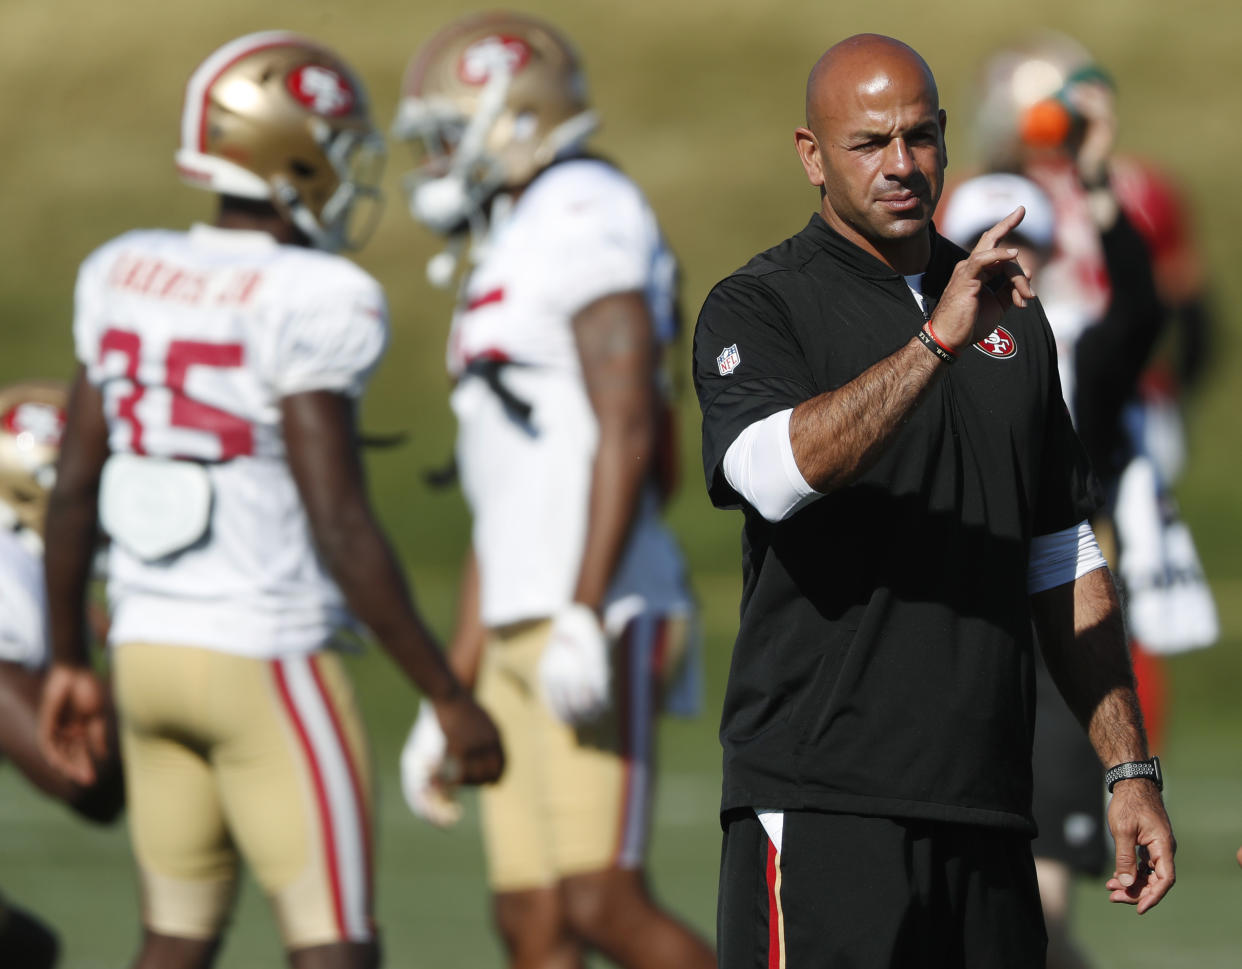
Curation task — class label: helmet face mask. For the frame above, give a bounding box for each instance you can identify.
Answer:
[276,121,387,251]
[177,31,385,251]
[395,96,507,235]
[0,381,68,539]
[393,13,598,237]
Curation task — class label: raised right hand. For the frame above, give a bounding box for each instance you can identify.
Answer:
[930,206,1036,352]
[1065,78,1118,187]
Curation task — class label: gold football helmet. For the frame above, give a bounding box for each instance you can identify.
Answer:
[971,32,1101,171]
[392,11,598,236]
[0,381,67,538]
[176,31,385,251]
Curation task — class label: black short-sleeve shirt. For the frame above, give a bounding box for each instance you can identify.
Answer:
[693,214,1099,832]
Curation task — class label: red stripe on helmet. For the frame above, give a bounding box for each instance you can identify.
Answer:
[192,37,304,152]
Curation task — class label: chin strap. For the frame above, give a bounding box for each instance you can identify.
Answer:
[537,110,600,168]
[424,191,514,290]
[426,238,464,289]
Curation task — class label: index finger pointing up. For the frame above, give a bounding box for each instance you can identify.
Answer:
[974,206,1027,252]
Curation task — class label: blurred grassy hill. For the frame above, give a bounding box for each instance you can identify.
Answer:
[2,1,1239,966]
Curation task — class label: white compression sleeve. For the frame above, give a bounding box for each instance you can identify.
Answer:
[1028,520,1109,595]
[722,409,819,523]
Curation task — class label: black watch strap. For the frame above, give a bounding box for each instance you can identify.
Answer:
[1105,756,1163,793]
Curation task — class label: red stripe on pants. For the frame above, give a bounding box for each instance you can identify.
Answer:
[766,838,781,969]
[612,625,635,862]
[272,659,347,938]
[307,654,374,930]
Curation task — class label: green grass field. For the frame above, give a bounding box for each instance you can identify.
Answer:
[2,0,1240,965]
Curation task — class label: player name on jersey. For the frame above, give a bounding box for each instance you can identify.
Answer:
[109,252,264,306]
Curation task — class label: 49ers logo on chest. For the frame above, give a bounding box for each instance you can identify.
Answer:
[974,326,1017,359]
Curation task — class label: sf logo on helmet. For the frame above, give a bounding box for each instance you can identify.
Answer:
[458,35,532,85]
[286,65,356,117]
[3,402,65,450]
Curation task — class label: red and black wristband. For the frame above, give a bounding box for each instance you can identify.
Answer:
[916,323,957,364]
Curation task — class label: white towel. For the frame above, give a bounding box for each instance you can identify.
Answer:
[1114,456,1218,654]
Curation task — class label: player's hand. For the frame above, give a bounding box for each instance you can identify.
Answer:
[399,701,464,827]
[1064,78,1120,228]
[1104,778,1176,913]
[929,207,1035,351]
[538,603,611,724]
[37,663,111,787]
[432,690,504,786]
[1065,79,1118,188]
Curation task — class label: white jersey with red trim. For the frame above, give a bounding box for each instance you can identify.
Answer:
[0,528,47,671]
[449,158,690,629]
[73,224,388,658]
[1024,158,1109,420]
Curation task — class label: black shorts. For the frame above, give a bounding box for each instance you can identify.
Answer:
[718,809,1046,969]
[1031,659,1107,875]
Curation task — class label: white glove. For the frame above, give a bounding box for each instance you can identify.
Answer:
[538,603,611,725]
[399,701,463,828]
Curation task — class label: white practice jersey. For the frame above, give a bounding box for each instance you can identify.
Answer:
[0,529,48,670]
[449,159,690,630]
[73,224,388,658]
[1027,160,1112,421]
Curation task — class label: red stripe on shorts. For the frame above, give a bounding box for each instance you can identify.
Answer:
[612,624,635,863]
[308,654,374,927]
[652,618,669,681]
[273,658,347,939]
[766,838,781,969]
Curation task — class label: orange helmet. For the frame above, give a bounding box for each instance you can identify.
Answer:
[392,11,598,234]
[176,31,385,251]
[971,32,1103,170]
[0,381,67,538]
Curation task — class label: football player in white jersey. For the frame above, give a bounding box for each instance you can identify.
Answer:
[0,380,123,968]
[36,33,502,969]
[393,13,715,969]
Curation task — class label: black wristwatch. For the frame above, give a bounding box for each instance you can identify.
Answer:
[1105,756,1163,793]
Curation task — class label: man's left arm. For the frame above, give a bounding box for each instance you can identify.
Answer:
[1031,568,1176,913]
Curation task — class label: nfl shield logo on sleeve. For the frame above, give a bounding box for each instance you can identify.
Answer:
[717,344,741,375]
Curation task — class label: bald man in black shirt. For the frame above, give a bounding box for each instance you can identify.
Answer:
[694,33,1174,969]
